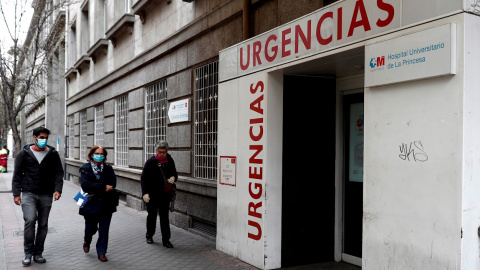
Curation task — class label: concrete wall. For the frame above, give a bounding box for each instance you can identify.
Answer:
[461,12,480,269]
[362,15,464,269]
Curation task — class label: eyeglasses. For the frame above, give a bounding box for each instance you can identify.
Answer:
[157,150,167,154]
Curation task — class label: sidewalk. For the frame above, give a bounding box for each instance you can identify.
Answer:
[0,158,360,270]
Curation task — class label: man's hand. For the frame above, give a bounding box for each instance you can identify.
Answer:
[13,196,21,205]
[54,191,61,201]
[106,185,113,192]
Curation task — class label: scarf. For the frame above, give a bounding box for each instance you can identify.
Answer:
[90,160,104,179]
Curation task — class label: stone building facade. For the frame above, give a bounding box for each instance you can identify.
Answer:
[63,0,332,239]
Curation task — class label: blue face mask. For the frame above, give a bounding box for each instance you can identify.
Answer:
[93,154,105,162]
[36,138,47,148]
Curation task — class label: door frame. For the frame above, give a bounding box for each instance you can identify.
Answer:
[334,74,364,267]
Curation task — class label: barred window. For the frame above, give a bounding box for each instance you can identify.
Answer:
[115,95,128,166]
[80,110,87,161]
[194,61,218,180]
[68,116,75,158]
[145,81,167,162]
[95,105,104,146]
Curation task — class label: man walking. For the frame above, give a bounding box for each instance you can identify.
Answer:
[12,126,64,266]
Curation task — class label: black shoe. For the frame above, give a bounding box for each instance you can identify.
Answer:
[146,237,153,244]
[163,240,174,248]
[33,254,46,263]
[22,254,32,266]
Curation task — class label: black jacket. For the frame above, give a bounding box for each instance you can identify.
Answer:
[79,162,118,215]
[141,154,178,197]
[12,144,64,196]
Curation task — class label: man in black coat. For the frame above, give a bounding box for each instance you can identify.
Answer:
[12,126,64,266]
[141,140,177,248]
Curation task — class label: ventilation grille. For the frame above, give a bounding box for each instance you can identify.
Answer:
[192,218,216,237]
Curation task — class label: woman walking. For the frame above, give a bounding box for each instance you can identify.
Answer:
[141,140,177,248]
[79,145,118,262]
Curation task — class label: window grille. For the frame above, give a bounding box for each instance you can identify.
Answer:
[194,61,218,180]
[69,116,74,158]
[95,105,104,146]
[145,81,167,162]
[115,95,128,166]
[80,110,87,161]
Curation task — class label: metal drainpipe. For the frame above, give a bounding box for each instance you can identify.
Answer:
[243,0,251,40]
[64,4,69,180]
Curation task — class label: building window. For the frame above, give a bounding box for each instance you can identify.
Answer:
[115,95,128,166]
[194,61,218,180]
[145,81,167,162]
[80,110,87,160]
[68,116,75,158]
[95,104,104,146]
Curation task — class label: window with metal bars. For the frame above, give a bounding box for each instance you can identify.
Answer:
[80,110,87,161]
[95,105,104,146]
[194,61,218,180]
[144,81,167,162]
[115,95,129,166]
[69,116,74,158]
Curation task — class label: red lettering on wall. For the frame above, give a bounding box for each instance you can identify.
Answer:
[337,7,343,40]
[249,145,263,164]
[348,0,371,37]
[253,41,262,66]
[250,95,264,115]
[247,80,265,242]
[265,34,278,62]
[295,21,311,53]
[249,182,262,199]
[240,45,250,70]
[248,220,262,240]
[249,125,263,141]
[248,201,263,218]
[316,12,333,45]
[376,0,394,27]
[249,166,263,179]
[281,28,292,57]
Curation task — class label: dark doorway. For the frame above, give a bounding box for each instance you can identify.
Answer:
[342,93,364,259]
[282,75,336,267]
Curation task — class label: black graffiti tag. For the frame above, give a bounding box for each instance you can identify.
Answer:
[399,141,428,162]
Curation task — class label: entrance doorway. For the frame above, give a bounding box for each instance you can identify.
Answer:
[342,93,364,265]
[282,75,336,267]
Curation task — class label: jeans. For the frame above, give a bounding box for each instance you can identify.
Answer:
[21,192,53,255]
[146,194,171,241]
[84,213,112,255]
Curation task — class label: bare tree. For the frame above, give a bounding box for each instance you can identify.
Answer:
[0,0,70,155]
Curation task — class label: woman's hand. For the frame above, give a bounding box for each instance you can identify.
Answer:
[106,185,113,192]
[143,194,150,203]
[168,176,175,184]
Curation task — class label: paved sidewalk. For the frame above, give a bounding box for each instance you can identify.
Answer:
[0,158,360,270]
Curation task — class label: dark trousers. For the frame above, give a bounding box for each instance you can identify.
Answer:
[84,213,112,255]
[146,194,171,241]
[21,192,53,255]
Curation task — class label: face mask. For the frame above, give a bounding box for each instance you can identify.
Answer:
[36,138,47,148]
[93,154,105,162]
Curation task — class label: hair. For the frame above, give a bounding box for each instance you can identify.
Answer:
[154,140,169,151]
[3,145,6,148]
[87,145,108,162]
[33,126,51,137]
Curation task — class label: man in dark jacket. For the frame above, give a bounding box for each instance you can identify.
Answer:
[12,126,64,266]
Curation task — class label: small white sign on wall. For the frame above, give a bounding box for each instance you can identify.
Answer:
[365,23,456,87]
[219,156,236,186]
[168,99,190,123]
